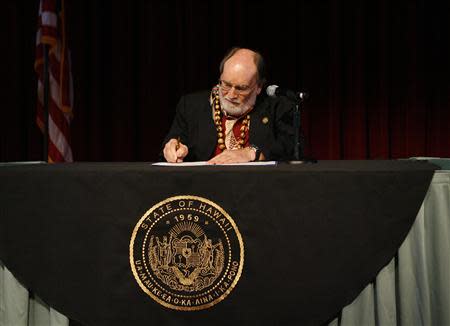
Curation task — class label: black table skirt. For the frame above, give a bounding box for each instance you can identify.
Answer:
[0,161,437,325]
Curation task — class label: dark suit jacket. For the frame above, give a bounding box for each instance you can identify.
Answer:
[162,90,295,161]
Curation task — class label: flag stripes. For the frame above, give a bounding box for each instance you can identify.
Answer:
[35,0,73,162]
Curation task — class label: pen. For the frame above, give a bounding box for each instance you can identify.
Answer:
[176,137,180,150]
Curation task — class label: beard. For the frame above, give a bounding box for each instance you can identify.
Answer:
[219,88,258,118]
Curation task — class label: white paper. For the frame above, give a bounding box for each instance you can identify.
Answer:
[152,161,277,166]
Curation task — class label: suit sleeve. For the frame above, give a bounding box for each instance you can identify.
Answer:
[159,96,192,161]
[259,97,295,161]
[274,98,296,160]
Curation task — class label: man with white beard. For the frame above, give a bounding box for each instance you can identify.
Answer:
[162,47,294,164]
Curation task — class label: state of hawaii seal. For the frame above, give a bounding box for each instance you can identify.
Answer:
[129,195,244,311]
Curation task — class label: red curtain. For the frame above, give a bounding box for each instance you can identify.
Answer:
[1,0,449,161]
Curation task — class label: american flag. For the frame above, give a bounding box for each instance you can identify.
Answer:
[35,0,73,162]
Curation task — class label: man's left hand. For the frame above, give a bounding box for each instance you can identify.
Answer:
[208,148,255,164]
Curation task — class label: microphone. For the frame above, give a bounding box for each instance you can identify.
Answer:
[266,85,308,101]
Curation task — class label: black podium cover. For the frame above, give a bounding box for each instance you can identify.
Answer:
[0,161,436,325]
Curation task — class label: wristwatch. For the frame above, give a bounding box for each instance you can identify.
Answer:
[249,145,262,161]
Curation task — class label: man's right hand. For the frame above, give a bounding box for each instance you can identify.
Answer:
[163,138,189,163]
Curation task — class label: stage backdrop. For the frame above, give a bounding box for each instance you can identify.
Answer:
[2,0,449,162]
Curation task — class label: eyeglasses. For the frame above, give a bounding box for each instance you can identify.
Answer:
[219,79,256,96]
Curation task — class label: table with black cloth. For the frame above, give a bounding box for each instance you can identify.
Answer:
[0,161,437,325]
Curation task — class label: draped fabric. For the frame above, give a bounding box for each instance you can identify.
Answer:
[329,169,450,326]
[1,0,449,162]
[0,261,68,326]
[0,160,435,325]
[1,166,449,325]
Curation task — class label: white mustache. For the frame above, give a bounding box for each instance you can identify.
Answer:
[218,87,256,117]
[224,97,240,105]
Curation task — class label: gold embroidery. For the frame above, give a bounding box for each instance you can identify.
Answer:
[130,195,244,311]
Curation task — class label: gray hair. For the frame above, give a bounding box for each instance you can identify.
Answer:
[219,47,267,86]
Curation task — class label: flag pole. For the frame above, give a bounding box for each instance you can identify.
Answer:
[42,43,49,163]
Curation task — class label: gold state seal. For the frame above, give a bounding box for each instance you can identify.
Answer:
[129,195,244,310]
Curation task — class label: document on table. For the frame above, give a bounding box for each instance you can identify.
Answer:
[152,161,277,166]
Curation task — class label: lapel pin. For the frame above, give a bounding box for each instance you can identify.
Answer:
[262,117,269,124]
